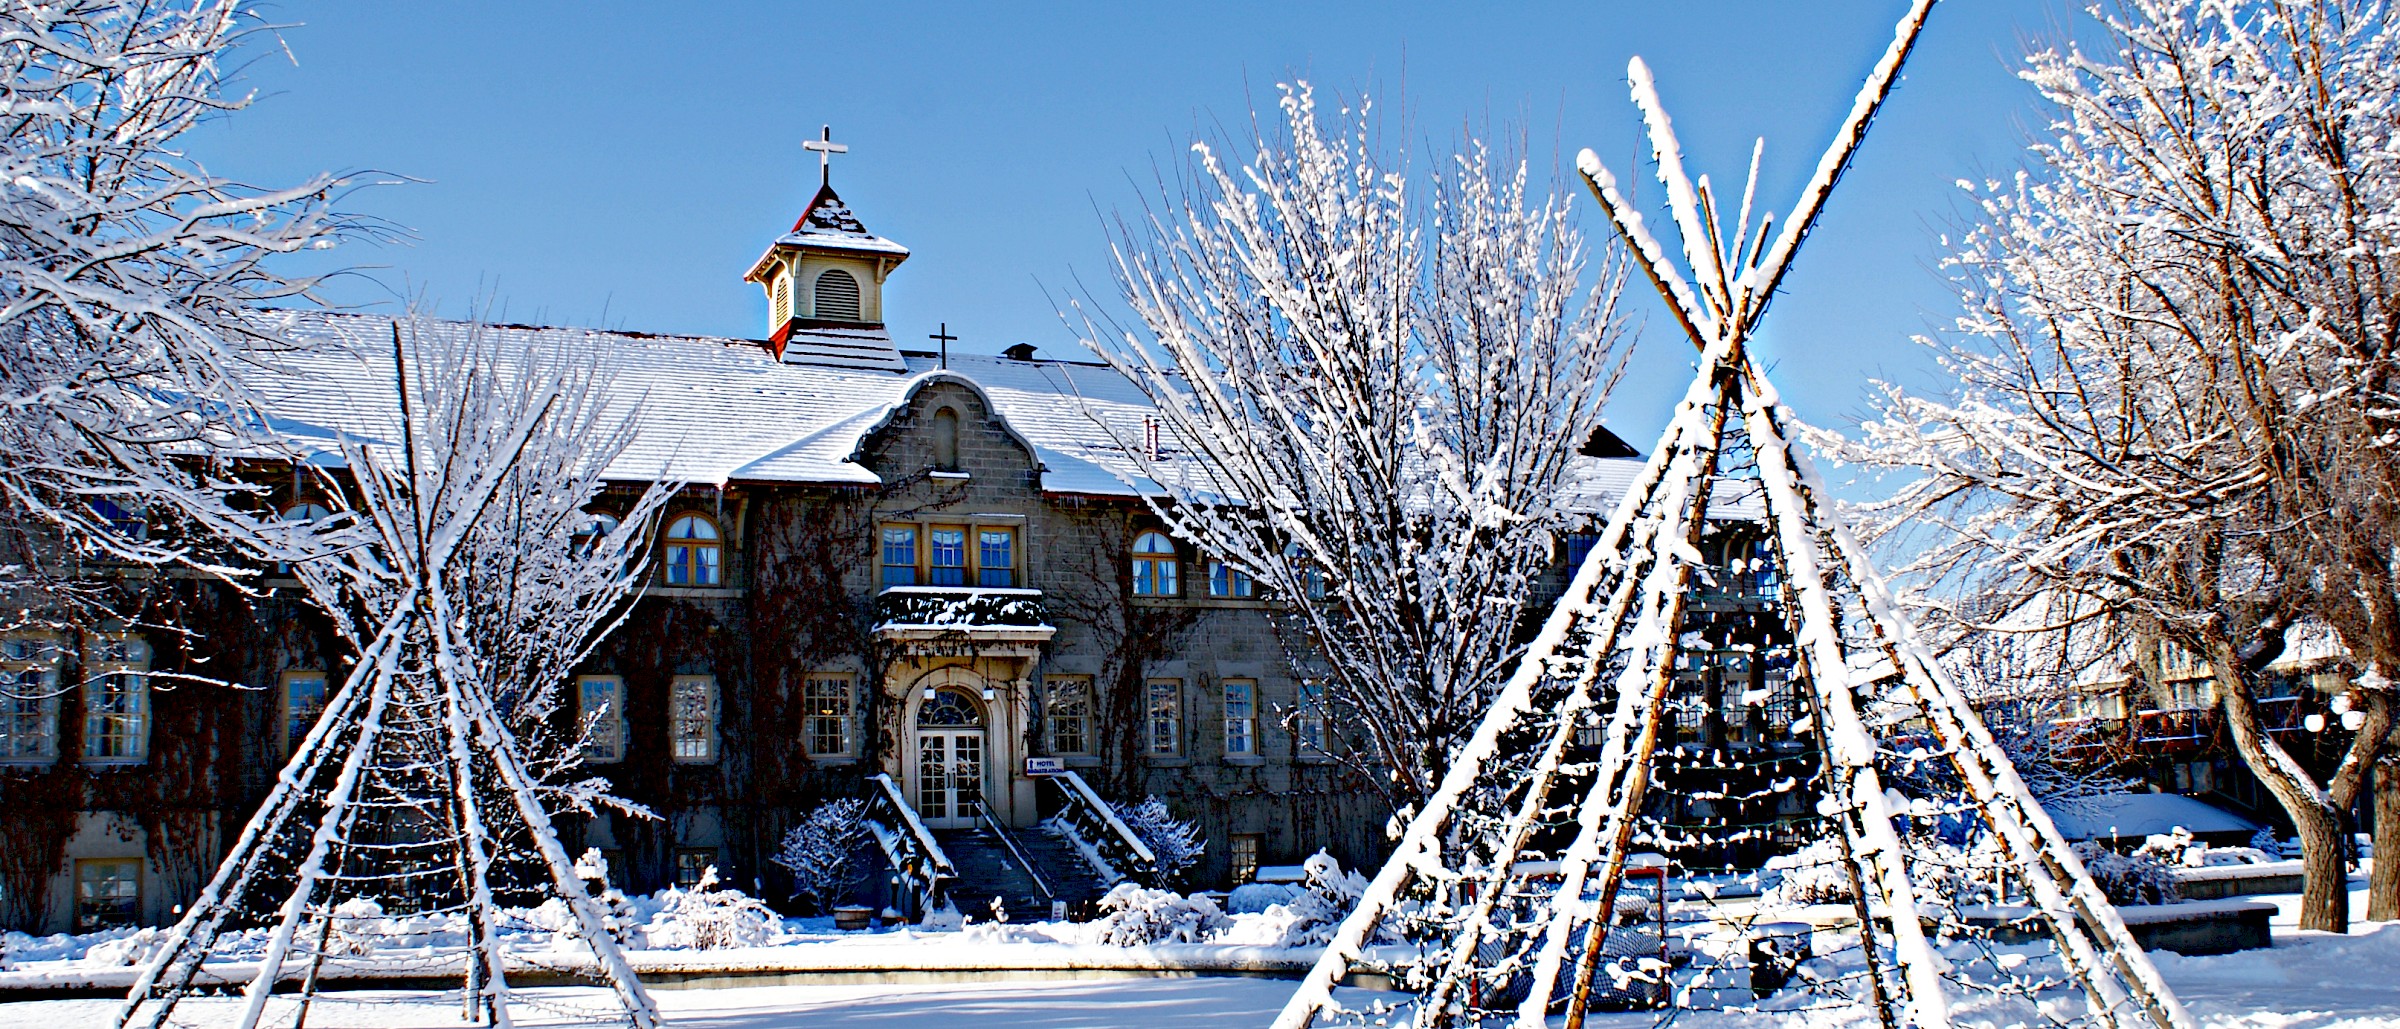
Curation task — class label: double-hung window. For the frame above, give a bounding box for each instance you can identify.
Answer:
[1045,675,1092,755]
[881,525,919,586]
[978,528,1017,587]
[0,637,59,764]
[804,674,853,757]
[83,636,149,764]
[1223,678,1257,756]
[1295,679,1329,757]
[1146,678,1182,756]
[670,675,717,763]
[928,526,968,586]
[579,675,626,763]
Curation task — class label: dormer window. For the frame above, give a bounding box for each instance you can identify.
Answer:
[663,514,722,586]
[1132,531,1180,596]
[814,269,862,321]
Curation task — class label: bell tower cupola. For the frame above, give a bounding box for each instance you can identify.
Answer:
[744,125,911,371]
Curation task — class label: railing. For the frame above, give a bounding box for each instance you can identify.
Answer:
[865,773,955,916]
[974,799,1055,904]
[1041,769,1159,886]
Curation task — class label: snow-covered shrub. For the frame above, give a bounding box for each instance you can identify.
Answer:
[2071,841,2180,906]
[1112,796,1205,884]
[1763,838,1856,907]
[643,867,781,949]
[2134,827,2200,867]
[325,898,385,956]
[2250,826,2282,856]
[1906,833,2005,907]
[1089,883,1229,945]
[772,798,876,913]
[1228,882,1301,914]
[1217,851,1379,947]
[80,926,163,966]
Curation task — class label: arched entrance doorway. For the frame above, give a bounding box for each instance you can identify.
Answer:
[910,674,987,829]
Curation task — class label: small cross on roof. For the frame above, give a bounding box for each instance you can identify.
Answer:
[802,124,847,186]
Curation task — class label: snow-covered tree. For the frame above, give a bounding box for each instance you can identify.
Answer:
[1844,0,2400,930]
[773,798,875,913]
[0,1,363,601]
[1083,83,1630,804]
[120,318,672,1029]
[1111,795,1204,884]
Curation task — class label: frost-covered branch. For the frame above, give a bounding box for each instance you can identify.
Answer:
[1080,83,1630,803]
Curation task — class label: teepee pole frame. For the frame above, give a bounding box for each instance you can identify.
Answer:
[1273,2,2194,1026]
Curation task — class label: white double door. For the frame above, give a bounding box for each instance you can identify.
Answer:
[915,729,986,829]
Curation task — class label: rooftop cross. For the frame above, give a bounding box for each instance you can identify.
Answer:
[929,322,958,370]
[802,124,847,186]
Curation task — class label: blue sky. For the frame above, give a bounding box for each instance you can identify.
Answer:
[192,0,2062,446]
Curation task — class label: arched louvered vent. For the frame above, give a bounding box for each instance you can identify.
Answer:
[814,268,862,321]
[771,276,790,326]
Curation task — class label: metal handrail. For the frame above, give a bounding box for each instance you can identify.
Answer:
[974,799,1055,903]
[1044,769,1160,885]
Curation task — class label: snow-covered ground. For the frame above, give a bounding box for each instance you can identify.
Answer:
[7,887,2395,1026]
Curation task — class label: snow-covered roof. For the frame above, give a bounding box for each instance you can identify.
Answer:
[240,310,1742,523]
[1555,452,1768,522]
[243,310,1165,495]
[755,183,910,266]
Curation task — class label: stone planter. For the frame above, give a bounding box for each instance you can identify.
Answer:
[2114,900,2274,955]
[1957,899,2273,956]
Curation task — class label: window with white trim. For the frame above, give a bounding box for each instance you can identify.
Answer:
[0,637,60,764]
[82,636,149,763]
[1146,678,1182,756]
[803,674,853,757]
[579,675,625,763]
[1223,678,1257,756]
[1045,675,1092,756]
[670,674,718,763]
[1295,679,1329,757]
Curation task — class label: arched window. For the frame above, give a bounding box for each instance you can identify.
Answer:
[663,514,721,586]
[932,407,960,471]
[577,510,621,539]
[814,269,862,321]
[1132,530,1179,596]
[915,688,984,728]
[574,510,620,555]
[275,502,330,572]
[771,275,791,326]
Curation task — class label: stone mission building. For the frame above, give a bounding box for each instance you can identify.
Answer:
[0,179,1411,934]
